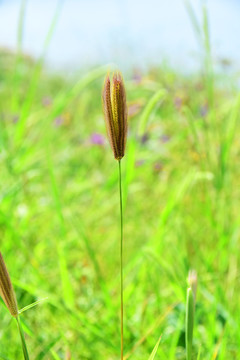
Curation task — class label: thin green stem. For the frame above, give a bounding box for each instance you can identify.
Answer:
[118,159,124,360]
[16,316,30,360]
[186,288,194,360]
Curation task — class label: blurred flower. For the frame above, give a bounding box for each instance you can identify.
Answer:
[199,104,208,118]
[132,69,142,84]
[66,350,71,360]
[42,96,52,107]
[219,57,232,68]
[160,134,170,143]
[135,159,145,167]
[140,133,149,144]
[12,114,19,124]
[174,96,183,110]
[54,116,64,127]
[128,102,142,118]
[195,82,204,91]
[90,133,105,145]
[53,113,72,127]
[153,161,163,173]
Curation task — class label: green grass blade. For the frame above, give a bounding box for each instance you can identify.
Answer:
[11,0,27,113]
[36,336,61,360]
[147,336,162,360]
[14,0,64,144]
[184,0,202,44]
[186,288,194,360]
[48,65,109,120]
[0,354,10,360]
[202,4,214,106]
[50,350,62,360]
[197,346,201,360]
[46,143,74,307]
[219,94,240,179]
[18,297,48,314]
[16,317,30,360]
[138,89,166,136]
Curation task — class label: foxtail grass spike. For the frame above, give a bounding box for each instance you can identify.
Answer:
[102,72,128,160]
[0,252,18,317]
[102,71,128,360]
[0,253,30,359]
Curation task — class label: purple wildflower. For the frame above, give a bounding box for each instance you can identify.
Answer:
[128,103,141,118]
[132,70,142,84]
[90,133,105,146]
[42,96,52,107]
[135,159,145,167]
[174,96,183,111]
[160,134,170,143]
[12,114,19,124]
[140,133,149,144]
[199,104,208,118]
[54,116,64,127]
[153,161,163,173]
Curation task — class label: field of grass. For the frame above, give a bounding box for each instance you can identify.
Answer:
[0,38,240,360]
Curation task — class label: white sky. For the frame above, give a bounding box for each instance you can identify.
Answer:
[0,0,239,71]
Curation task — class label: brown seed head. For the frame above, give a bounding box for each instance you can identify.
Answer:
[0,252,18,317]
[102,72,128,160]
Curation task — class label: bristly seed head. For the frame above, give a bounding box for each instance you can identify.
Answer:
[102,72,128,160]
[0,252,18,317]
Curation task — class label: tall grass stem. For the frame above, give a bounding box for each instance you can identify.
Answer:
[16,317,30,360]
[118,160,124,360]
[186,287,194,360]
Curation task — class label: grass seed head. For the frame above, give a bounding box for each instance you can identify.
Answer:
[102,72,128,160]
[0,252,18,317]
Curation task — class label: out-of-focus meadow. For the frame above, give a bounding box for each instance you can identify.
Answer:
[0,0,240,359]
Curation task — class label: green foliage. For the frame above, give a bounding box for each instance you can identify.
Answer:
[186,288,194,360]
[0,46,239,359]
[147,336,161,360]
[16,317,30,360]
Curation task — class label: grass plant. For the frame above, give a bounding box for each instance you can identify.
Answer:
[0,50,239,358]
[185,271,197,360]
[0,252,29,359]
[102,73,128,359]
[0,1,239,358]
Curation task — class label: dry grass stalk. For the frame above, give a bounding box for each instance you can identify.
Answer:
[102,72,128,160]
[0,252,18,317]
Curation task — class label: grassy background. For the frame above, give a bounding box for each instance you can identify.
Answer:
[0,3,240,357]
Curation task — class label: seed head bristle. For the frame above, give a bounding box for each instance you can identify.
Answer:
[102,72,128,160]
[0,252,18,317]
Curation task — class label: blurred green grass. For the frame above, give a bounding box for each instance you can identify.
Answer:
[0,47,240,359]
